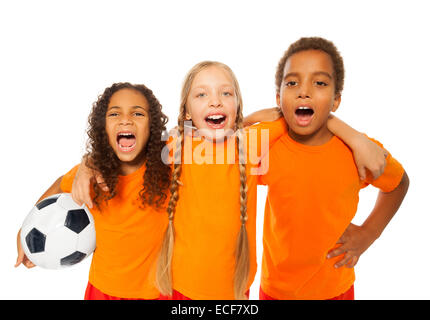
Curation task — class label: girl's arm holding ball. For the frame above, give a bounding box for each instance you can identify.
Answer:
[15,176,64,268]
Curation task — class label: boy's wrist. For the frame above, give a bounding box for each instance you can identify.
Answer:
[360,222,381,242]
[349,132,367,151]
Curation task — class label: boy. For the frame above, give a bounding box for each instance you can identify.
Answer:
[258,37,409,300]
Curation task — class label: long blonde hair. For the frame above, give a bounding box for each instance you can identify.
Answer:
[156,61,249,300]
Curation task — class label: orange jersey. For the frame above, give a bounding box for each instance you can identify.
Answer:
[259,133,405,299]
[61,164,168,299]
[171,118,287,299]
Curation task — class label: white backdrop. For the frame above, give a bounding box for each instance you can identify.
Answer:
[1,0,428,300]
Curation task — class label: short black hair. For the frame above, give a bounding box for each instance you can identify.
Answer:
[275,37,345,94]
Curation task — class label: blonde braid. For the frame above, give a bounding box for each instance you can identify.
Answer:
[156,122,184,296]
[234,113,250,300]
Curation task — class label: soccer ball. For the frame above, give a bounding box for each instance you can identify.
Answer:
[20,193,96,269]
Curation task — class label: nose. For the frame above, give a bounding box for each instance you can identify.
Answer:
[297,82,311,99]
[209,94,222,108]
[119,114,132,125]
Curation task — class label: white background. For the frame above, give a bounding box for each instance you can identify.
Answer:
[1,0,429,300]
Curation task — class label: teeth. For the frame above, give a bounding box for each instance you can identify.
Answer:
[207,115,225,120]
[298,107,311,110]
[118,132,134,137]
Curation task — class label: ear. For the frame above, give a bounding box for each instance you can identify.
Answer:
[276,92,281,107]
[331,93,341,112]
[185,113,192,120]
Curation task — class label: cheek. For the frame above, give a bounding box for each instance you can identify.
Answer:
[139,120,151,144]
[225,99,238,121]
[280,91,295,113]
[314,89,335,105]
[105,122,116,145]
[189,102,206,121]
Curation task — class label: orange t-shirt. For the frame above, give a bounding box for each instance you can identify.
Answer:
[171,118,287,299]
[259,133,405,300]
[60,164,168,299]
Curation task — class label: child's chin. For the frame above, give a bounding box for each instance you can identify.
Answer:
[197,128,235,142]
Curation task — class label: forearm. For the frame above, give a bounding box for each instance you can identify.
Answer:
[243,107,281,127]
[36,176,64,204]
[327,114,363,148]
[362,171,409,240]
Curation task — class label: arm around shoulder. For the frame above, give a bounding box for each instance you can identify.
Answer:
[243,107,282,127]
[327,114,388,180]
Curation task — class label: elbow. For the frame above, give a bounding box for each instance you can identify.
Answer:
[397,170,409,197]
[402,171,409,193]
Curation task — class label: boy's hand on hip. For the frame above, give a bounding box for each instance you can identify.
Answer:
[326,223,376,269]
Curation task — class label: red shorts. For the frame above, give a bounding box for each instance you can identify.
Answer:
[159,289,250,300]
[84,282,160,300]
[259,285,354,300]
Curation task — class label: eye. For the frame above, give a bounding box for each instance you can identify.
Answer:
[134,112,145,117]
[107,112,119,117]
[197,92,206,98]
[285,81,297,87]
[222,91,232,96]
[315,81,328,86]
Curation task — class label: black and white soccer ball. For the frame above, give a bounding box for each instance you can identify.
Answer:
[20,193,96,269]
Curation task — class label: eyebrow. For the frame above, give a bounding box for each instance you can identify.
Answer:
[192,84,234,90]
[108,105,148,111]
[284,71,333,80]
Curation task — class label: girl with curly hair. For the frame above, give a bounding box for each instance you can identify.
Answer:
[16,82,171,300]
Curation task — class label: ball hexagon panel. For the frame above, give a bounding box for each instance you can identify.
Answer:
[65,209,90,234]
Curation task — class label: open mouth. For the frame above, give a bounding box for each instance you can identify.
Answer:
[205,113,227,128]
[116,132,136,152]
[294,106,314,126]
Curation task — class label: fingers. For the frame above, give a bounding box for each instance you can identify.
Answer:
[327,245,346,259]
[15,253,36,268]
[71,182,85,207]
[71,177,94,209]
[95,174,109,193]
[15,252,24,267]
[81,183,94,209]
[335,254,359,269]
[357,166,366,181]
[15,230,24,267]
[23,257,36,268]
[370,165,382,180]
[346,256,359,268]
[371,152,387,180]
[334,253,353,269]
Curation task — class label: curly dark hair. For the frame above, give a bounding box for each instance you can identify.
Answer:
[275,37,345,94]
[86,82,170,210]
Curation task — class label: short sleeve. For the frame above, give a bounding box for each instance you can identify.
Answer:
[363,138,405,193]
[60,165,80,193]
